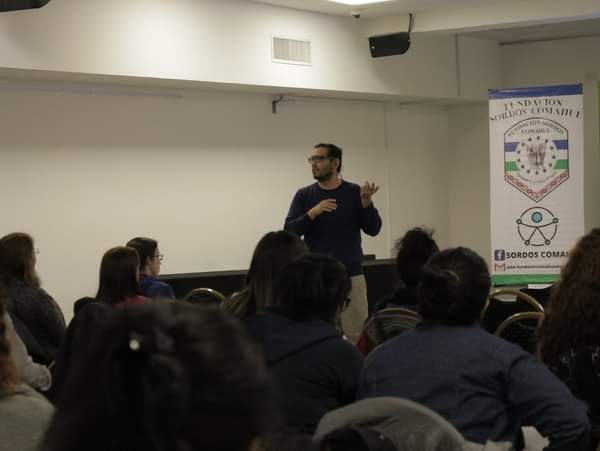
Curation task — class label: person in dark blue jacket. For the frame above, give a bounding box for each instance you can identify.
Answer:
[358,247,590,451]
[245,254,364,434]
[284,143,382,342]
[126,237,174,299]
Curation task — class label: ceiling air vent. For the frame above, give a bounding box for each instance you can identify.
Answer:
[272,36,312,66]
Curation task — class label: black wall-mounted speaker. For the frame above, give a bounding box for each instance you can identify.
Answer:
[369,32,411,58]
[0,0,50,12]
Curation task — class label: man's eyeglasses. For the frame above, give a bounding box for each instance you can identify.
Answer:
[307,155,332,164]
[155,253,164,262]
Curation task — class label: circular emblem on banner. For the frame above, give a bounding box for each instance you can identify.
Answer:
[504,118,569,202]
[516,207,558,246]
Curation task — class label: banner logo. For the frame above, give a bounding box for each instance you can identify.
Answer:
[493,263,506,272]
[516,207,558,246]
[504,118,569,202]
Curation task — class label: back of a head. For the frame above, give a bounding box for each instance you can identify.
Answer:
[276,253,350,323]
[394,227,439,286]
[0,232,39,288]
[96,246,141,305]
[43,302,278,451]
[418,247,491,325]
[245,231,308,312]
[126,237,157,270]
[539,228,600,364]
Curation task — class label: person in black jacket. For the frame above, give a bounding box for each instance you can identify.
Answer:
[245,253,364,434]
[0,233,65,365]
[372,227,439,313]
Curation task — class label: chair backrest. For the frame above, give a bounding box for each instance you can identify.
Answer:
[494,311,544,353]
[357,307,421,356]
[481,288,543,334]
[315,397,467,451]
[183,287,226,306]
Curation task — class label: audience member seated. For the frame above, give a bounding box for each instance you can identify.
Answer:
[538,228,600,450]
[245,254,364,434]
[223,230,308,319]
[0,233,65,365]
[372,227,439,313]
[126,237,175,299]
[0,298,54,451]
[93,246,151,308]
[356,227,437,355]
[50,246,150,402]
[42,302,279,451]
[358,247,590,450]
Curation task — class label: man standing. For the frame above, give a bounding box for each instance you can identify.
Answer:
[284,143,382,342]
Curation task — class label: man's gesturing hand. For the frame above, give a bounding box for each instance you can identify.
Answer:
[308,199,337,220]
[360,182,379,207]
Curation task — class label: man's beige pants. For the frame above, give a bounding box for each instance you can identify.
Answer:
[341,274,368,343]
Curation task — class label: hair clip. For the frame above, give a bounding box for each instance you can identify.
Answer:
[445,270,461,283]
[129,333,143,352]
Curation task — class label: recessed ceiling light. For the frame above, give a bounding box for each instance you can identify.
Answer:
[327,0,394,5]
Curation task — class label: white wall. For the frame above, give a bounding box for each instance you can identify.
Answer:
[446,102,491,262]
[0,83,455,316]
[0,0,499,101]
[503,38,600,231]
[385,104,451,249]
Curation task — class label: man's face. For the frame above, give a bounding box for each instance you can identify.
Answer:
[309,147,336,182]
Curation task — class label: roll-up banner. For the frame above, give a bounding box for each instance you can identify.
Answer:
[489,84,584,285]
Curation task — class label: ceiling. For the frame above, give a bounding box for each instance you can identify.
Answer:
[248,0,600,44]
[470,17,600,45]
[248,0,511,18]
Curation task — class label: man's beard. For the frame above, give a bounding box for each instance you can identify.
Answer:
[313,168,333,182]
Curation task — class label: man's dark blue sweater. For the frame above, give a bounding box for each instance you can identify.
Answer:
[284,180,382,276]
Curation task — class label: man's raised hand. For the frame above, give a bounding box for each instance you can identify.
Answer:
[360,182,379,207]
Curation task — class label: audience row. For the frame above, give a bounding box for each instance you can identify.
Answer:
[0,228,599,450]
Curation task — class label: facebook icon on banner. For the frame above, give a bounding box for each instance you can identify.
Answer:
[494,250,506,261]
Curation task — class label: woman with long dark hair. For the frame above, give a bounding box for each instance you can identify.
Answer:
[538,228,600,449]
[223,231,308,319]
[245,254,363,434]
[43,303,279,451]
[0,233,65,365]
[95,246,150,308]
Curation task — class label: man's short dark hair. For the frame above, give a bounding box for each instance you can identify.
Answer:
[314,143,342,173]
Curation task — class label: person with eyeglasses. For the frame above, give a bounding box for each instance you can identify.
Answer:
[284,143,382,342]
[0,232,66,366]
[126,237,175,300]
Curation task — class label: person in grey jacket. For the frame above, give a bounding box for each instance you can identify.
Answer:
[4,312,51,391]
[0,296,54,451]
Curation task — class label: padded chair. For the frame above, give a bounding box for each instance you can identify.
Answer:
[481,288,544,335]
[183,287,226,306]
[356,307,421,356]
[315,397,512,451]
[494,311,544,354]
